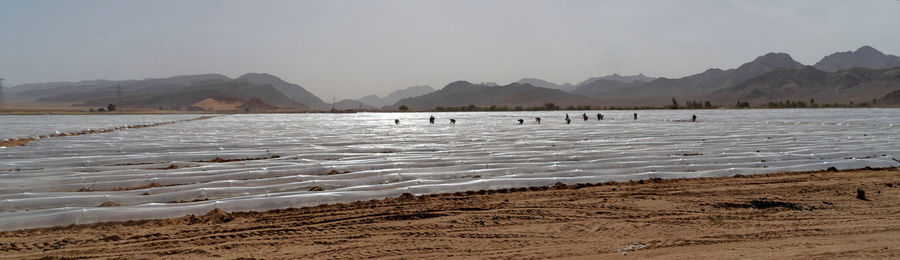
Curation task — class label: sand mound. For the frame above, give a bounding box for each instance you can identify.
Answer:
[191,98,243,110]
[552,182,568,189]
[199,208,233,224]
[397,193,417,201]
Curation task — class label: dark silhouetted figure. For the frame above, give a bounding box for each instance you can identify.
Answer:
[565,113,571,124]
[633,113,638,120]
[395,119,400,124]
[596,113,603,120]
[518,119,524,124]
[582,113,588,121]
[429,115,435,124]
[535,117,541,124]
[450,119,456,124]
[691,114,697,122]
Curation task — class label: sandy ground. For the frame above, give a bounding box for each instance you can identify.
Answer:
[1,168,898,259]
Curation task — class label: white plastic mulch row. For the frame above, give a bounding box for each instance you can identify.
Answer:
[1,109,898,231]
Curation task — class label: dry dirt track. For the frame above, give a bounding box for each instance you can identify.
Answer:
[1,168,899,259]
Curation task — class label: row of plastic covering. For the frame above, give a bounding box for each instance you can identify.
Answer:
[1,109,899,231]
[2,157,899,231]
[0,114,205,140]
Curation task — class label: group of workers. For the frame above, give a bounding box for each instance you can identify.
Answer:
[395,113,698,125]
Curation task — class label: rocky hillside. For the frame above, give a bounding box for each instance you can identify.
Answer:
[392,81,594,109]
[813,46,900,72]
[709,66,900,105]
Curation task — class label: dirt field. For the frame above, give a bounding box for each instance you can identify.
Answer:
[1,168,898,259]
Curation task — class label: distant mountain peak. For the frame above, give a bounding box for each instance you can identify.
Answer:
[813,45,900,72]
[752,52,797,64]
[575,73,657,87]
[237,72,284,83]
[856,45,882,54]
[447,80,474,87]
[356,85,436,108]
[515,78,574,91]
[236,72,328,109]
[737,53,804,75]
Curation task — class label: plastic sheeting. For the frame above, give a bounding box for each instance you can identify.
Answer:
[1,109,899,231]
[0,114,204,140]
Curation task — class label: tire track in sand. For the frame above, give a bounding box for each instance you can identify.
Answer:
[1,168,899,259]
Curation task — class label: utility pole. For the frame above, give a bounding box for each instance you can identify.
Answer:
[116,84,122,110]
[0,78,5,110]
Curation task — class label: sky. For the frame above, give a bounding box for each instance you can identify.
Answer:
[1,0,899,100]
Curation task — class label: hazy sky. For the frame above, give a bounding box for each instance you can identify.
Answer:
[1,0,899,100]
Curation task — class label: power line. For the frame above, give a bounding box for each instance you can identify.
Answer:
[0,78,5,109]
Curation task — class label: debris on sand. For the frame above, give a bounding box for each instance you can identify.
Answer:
[197,155,280,163]
[327,170,342,175]
[159,164,180,170]
[99,201,120,207]
[749,199,803,210]
[397,193,416,201]
[83,182,162,192]
[553,182,568,189]
[857,188,868,200]
[199,208,233,224]
[309,186,325,191]
[617,242,646,255]
[715,199,803,210]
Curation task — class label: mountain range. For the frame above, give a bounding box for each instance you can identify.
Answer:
[710,66,900,105]
[6,73,315,111]
[394,46,900,108]
[391,81,593,108]
[356,85,435,107]
[6,45,900,111]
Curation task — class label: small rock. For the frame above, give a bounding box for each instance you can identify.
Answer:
[553,182,568,189]
[856,188,867,200]
[398,193,416,201]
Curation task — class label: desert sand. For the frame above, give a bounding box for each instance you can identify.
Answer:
[1,168,898,259]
